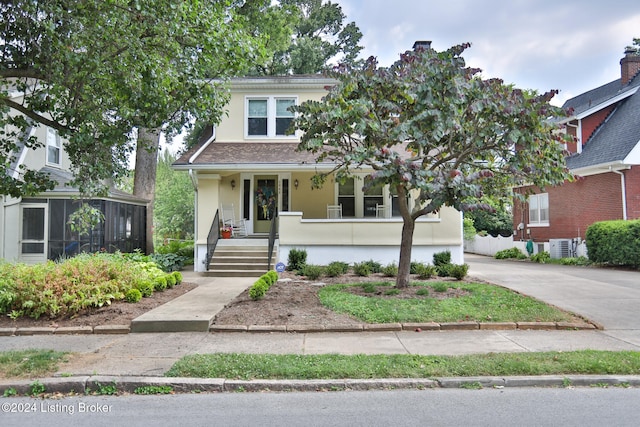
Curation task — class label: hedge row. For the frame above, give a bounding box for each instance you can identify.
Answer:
[586,219,640,268]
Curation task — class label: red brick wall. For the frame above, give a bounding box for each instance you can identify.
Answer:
[580,106,615,145]
[625,166,640,219]
[513,172,626,242]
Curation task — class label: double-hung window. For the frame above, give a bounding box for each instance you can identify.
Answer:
[246,97,297,138]
[528,193,549,226]
[46,127,61,166]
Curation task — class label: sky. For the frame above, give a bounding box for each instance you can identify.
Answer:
[336,0,640,106]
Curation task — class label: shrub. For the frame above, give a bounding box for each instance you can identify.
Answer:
[495,247,527,260]
[353,262,371,277]
[151,253,186,272]
[381,263,398,277]
[325,261,350,277]
[265,270,279,285]
[410,261,427,275]
[125,288,143,303]
[249,278,269,300]
[287,249,307,271]
[135,280,155,297]
[449,264,469,280]
[300,264,324,280]
[166,274,177,288]
[586,219,640,268]
[531,251,551,264]
[436,264,452,277]
[414,264,436,280]
[433,250,451,267]
[361,259,382,273]
[154,276,168,291]
[560,256,591,266]
[171,271,183,285]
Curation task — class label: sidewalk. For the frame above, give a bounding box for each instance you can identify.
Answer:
[2,254,640,393]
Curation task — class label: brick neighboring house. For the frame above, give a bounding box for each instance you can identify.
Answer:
[513,48,640,257]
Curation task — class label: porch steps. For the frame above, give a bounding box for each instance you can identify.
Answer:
[205,240,277,277]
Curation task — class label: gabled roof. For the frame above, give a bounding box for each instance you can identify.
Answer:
[562,73,640,117]
[565,86,640,171]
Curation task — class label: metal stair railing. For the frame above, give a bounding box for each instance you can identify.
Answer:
[267,211,277,270]
[206,209,220,271]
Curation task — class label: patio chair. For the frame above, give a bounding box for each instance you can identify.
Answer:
[220,204,247,237]
[376,204,390,218]
[327,204,342,219]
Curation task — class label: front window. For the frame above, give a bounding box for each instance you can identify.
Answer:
[46,127,61,165]
[246,96,297,138]
[338,178,355,217]
[528,193,549,225]
[248,99,268,136]
[276,98,295,135]
[363,176,384,217]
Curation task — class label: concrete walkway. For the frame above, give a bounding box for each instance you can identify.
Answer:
[2,254,640,393]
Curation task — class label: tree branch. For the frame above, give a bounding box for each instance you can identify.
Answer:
[1,97,68,132]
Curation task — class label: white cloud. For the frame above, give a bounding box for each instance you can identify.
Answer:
[336,0,640,104]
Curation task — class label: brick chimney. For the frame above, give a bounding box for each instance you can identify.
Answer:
[413,40,432,50]
[621,46,640,85]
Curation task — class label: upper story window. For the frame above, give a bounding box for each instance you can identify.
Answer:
[46,127,61,166]
[528,193,549,226]
[246,96,297,138]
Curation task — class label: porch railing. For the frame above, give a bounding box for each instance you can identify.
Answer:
[267,211,277,270]
[206,209,220,270]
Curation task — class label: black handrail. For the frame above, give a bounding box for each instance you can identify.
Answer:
[267,211,277,270]
[206,209,220,271]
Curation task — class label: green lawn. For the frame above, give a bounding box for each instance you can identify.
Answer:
[166,351,640,380]
[317,281,575,323]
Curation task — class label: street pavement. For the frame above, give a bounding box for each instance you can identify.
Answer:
[1,253,640,393]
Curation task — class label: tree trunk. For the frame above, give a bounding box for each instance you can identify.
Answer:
[395,185,415,288]
[133,127,160,255]
[396,217,415,288]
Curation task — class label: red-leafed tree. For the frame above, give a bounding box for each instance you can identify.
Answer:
[293,43,572,287]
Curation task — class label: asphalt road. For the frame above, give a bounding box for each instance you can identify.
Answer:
[2,388,640,426]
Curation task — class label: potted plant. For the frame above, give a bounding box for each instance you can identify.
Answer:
[220,225,232,239]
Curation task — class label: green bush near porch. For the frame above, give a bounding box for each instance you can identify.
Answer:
[0,253,182,320]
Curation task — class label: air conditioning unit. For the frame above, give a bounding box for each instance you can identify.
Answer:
[549,239,572,259]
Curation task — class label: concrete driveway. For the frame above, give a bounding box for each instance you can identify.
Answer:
[466,253,640,331]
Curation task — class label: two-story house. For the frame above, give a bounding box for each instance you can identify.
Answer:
[173,76,464,274]
[1,90,147,263]
[512,48,640,257]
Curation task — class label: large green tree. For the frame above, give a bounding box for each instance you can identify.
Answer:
[293,43,572,288]
[242,0,363,75]
[1,0,262,252]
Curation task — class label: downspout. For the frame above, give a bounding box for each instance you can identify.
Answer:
[611,168,628,220]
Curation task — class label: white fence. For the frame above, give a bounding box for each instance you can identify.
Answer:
[464,235,587,258]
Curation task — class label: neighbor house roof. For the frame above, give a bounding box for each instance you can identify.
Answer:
[565,87,640,170]
[562,73,640,117]
[41,166,148,204]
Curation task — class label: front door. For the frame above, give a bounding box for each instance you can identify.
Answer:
[20,203,48,263]
[254,176,277,233]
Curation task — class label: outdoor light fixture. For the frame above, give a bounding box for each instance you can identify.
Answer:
[294,179,299,189]
[230,179,236,189]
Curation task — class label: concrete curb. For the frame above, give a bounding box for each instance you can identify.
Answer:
[0,320,597,336]
[2,375,639,396]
